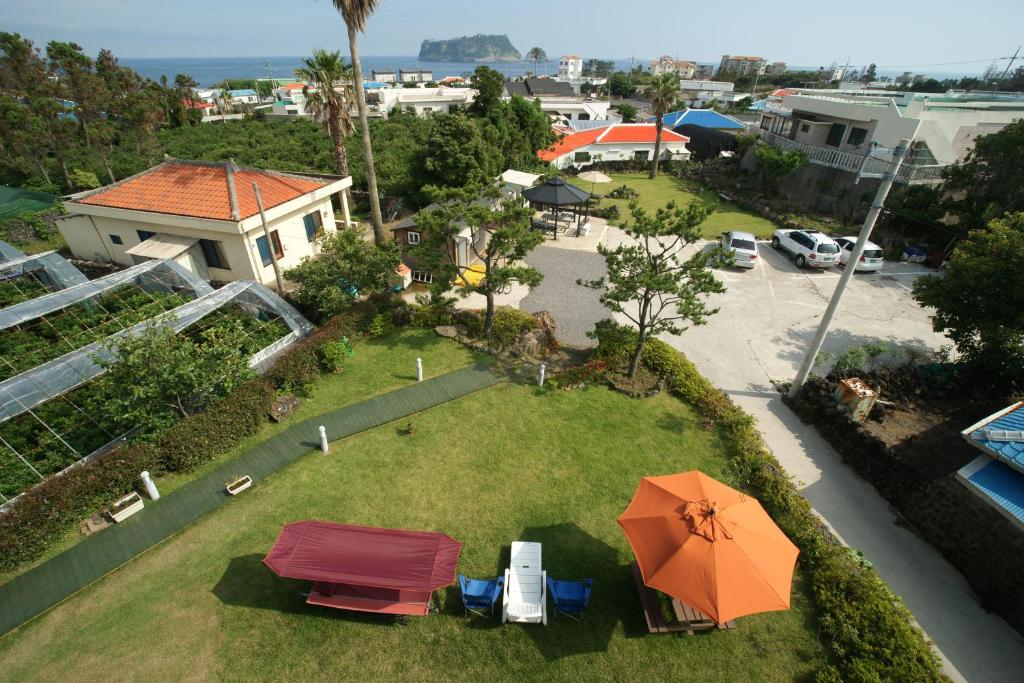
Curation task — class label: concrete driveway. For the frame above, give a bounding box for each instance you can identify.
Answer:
[523,232,1024,683]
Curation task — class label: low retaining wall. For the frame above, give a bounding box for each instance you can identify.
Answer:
[785,382,1024,635]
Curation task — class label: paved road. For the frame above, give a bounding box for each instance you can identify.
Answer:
[527,231,1024,683]
[522,245,609,346]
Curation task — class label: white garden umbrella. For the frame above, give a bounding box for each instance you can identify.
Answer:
[576,171,613,230]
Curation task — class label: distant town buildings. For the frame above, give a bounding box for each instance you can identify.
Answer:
[719,55,769,76]
[768,61,787,75]
[503,77,611,125]
[678,80,743,108]
[650,56,696,79]
[537,122,691,169]
[400,68,434,84]
[374,86,476,117]
[371,69,397,83]
[558,55,583,81]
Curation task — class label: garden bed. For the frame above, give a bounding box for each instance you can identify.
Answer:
[0,270,53,308]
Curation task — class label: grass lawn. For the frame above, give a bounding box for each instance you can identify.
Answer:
[0,329,483,586]
[570,173,776,239]
[0,370,825,681]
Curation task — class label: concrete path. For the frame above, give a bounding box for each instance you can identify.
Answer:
[529,233,1024,683]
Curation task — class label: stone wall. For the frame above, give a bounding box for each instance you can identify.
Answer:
[785,383,1024,635]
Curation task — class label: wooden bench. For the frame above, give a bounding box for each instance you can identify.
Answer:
[306,581,432,616]
[630,562,736,635]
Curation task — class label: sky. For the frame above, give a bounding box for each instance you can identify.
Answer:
[4,0,1022,73]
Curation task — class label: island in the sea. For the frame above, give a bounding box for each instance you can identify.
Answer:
[418,34,521,62]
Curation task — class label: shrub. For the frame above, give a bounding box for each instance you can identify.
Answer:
[591,319,944,682]
[409,293,455,327]
[590,205,620,221]
[366,312,394,338]
[607,184,639,199]
[489,307,536,348]
[319,339,350,372]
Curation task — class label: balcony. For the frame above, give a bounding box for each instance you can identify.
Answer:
[753,129,944,184]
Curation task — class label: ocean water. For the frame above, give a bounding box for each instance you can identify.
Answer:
[119,55,641,87]
[119,56,979,88]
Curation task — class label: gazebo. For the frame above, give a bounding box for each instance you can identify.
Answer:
[522,176,592,240]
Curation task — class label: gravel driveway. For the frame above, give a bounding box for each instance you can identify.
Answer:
[521,245,609,347]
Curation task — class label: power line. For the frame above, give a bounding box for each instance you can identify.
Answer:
[873,56,1013,69]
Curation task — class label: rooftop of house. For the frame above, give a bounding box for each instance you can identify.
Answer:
[228,89,257,97]
[504,77,575,98]
[722,55,766,62]
[655,109,746,130]
[182,98,214,110]
[957,456,1024,529]
[68,159,336,222]
[537,123,689,161]
[964,402,1024,474]
[958,402,1024,530]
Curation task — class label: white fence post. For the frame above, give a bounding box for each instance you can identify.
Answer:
[140,471,160,501]
[539,363,546,387]
[319,425,329,453]
[416,357,423,383]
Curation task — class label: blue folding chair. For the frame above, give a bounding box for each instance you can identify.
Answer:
[546,577,593,621]
[458,574,504,619]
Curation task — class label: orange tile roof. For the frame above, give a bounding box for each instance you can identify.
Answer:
[77,161,329,221]
[537,124,689,161]
[278,83,306,91]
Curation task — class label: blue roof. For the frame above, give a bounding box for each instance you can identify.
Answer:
[960,457,1024,527]
[748,99,770,110]
[363,82,389,89]
[967,403,1024,473]
[649,109,745,130]
[229,89,257,97]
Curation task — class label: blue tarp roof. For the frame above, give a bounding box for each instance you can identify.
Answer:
[363,82,389,89]
[748,99,770,110]
[967,403,1024,473]
[960,457,1024,527]
[229,89,257,97]
[650,109,745,130]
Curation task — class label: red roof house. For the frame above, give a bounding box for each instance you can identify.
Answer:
[538,123,690,168]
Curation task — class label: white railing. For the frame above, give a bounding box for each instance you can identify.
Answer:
[753,129,944,184]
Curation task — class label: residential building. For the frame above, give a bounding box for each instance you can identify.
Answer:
[650,56,696,79]
[754,88,1024,183]
[649,109,746,160]
[228,89,259,106]
[558,55,583,80]
[718,55,768,77]
[374,86,477,117]
[678,80,736,108]
[768,61,787,75]
[503,77,611,124]
[56,159,352,288]
[400,68,434,84]
[537,122,690,169]
[391,199,493,285]
[371,69,397,83]
[693,64,716,80]
[957,402,1024,532]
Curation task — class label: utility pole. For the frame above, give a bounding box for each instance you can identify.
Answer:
[993,45,1021,91]
[788,138,911,398]
[252,182,286,293]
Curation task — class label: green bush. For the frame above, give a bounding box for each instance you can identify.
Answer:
[366,312,394,338]
[607,184,639,199]
[590,204,621,220]
[591,319,944,682]
[319,339,350,372]
[489,307,536,348]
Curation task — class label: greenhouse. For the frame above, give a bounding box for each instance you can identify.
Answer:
[0,259,312,503]
[0,247,89,308]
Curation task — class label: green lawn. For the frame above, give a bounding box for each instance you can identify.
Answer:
[0,367,825,681]
[571,173,776,239]
[0,329,483,586]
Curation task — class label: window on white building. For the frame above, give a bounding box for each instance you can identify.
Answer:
[411,270,433,283]
[407,231,421,245]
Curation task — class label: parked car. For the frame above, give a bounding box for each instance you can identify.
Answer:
[718,230,759,269]
[835,236,885,272]
[771,229,840,268]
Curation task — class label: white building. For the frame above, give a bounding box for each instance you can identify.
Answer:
[227,89,260,106]
[558,55,583,80]
[650,56,696,79]
[755,89,1024,183]
[400,68,433,84]
[538,122,690,169]
[372,69,397,83]
[503,77,611,124]
[56,159,352,287]
[679,80,736,107]
[719,55,768,76]
[374,86,476,117]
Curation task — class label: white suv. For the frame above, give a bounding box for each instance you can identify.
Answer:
[771,229,840,268]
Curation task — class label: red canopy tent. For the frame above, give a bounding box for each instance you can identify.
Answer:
[263,520,462,616]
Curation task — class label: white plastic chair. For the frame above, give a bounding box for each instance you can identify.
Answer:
[501,541,547,625]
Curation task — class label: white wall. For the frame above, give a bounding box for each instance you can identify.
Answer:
[552,141,690,169]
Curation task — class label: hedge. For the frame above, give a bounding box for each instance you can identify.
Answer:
[0,304,378,572]
[591,320,945,683]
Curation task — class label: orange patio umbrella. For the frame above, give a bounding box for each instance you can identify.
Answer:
[618,470,798,624]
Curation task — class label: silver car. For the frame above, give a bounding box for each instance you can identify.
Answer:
[719,230,759,269]
[835,236,885,272]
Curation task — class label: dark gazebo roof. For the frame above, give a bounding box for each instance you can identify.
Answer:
[522,177,591,207]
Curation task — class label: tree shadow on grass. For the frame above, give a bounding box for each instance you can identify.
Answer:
[212,554,404,627]
[503,522,645,660]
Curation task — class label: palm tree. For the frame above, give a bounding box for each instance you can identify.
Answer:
[526,47,546,77]
[648,73,680,179]
[331,0,386,245]
[294,50,354,181]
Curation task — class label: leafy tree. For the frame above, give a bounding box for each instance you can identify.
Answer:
[525,47,547,75]
[648,73,680,179]
[608,72,635,98]
[70,168,100,190]
[581,201,725,378]
[862,63,877,83]
[616,103,638,122]
[283,226,400,320]
[913,213,1024,385]
[754,144,807,191]
[294,49,354,179]
[942,119,1024,228]
[423,112,493,188]
[94,319,254,437]
[468,65,504,117]
[583,59,614,78]
[413,184,543,340]
[331,0,386,244]
[732,96,753,111]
